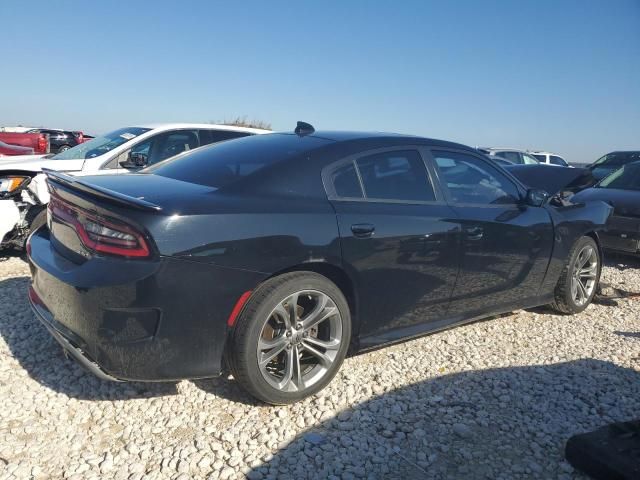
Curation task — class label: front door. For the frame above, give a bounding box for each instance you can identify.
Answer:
[429,149,554,318]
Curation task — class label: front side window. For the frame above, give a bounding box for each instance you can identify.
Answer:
[153,131,199,164]
[354,150,435,202]
[433,150,520,205]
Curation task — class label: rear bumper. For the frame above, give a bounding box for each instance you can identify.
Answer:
[28,228,266,381]
[29,291,120,381]
[0,199,20,246]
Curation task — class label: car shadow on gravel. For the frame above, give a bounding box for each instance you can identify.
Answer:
[247,359,640,479]
[0,276,178,400]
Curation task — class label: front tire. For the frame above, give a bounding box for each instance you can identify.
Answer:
[228,272,351,405]
[550,236,601,314]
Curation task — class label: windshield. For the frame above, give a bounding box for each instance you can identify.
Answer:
[50,127,151,160]
[592,151,640,168]
[598,162,640,191]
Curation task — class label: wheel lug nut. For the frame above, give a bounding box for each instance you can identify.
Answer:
[296,323,302,329]
[286,331,292,337]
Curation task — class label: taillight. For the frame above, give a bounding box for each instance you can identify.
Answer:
[38,134,48,154]
[48,196,151,258]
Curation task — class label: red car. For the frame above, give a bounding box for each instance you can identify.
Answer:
[0,140,35,156]
[0,132,49,155]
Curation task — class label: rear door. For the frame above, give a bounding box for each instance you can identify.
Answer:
[429,149,553,318]
[326,146,461,345]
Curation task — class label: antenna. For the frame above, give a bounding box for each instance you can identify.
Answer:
[294,121,315,136]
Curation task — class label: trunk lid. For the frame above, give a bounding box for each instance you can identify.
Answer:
[43,171,213,262]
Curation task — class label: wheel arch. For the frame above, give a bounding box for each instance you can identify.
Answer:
[584,230,604,263]
[266,262,361,342]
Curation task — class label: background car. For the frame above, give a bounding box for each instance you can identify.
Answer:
[0,140,34,156]
[28,124,611,405]
[0,131,49,154]
[0,123,270,250]
[530,151,572,167]
[587,151,640,181]
[479,148,541,165]
[26,129,81,153]
[572,161,640,256]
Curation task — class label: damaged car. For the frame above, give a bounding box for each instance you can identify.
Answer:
[572,161,640,256]
[0,123,270,251]
[27,123,612,404]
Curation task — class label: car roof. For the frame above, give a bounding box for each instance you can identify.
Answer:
[530,151,563,156]
[133,123,271,135]
[483,147,525,152]
[274,130,475,150]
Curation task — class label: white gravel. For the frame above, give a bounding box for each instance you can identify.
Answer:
[0,253,639,479]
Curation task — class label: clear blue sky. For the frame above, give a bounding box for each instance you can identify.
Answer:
[3,0,638,162]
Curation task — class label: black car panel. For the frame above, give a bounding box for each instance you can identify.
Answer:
[28,131,613,383]
[572,164,640,255]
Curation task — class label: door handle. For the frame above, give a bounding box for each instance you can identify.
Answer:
[465,226,484,240]
[351,223,375,238]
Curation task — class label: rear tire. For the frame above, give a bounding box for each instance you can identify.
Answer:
[228,272,351,405]
[57,145,71,153]
[550,236,601,314]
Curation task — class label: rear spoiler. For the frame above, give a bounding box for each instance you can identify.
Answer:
[42,169,163,212]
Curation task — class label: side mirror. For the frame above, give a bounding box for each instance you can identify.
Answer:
[119,152,148,169]
[525,188,550,207]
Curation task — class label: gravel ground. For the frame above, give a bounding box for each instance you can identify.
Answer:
[0,253,639,480]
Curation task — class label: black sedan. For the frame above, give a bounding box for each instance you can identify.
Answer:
[27,124,611,404]
[573,161,640,256]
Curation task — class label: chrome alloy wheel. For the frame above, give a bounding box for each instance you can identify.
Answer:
[257,290,342,392]
[571,244,598,306]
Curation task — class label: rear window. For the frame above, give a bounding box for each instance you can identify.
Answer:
[145,133,330,189]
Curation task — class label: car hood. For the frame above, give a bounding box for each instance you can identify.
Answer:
[572,188,640,217]
[0,155,83,173]
[0,154,46,167]
[504,164,597,195]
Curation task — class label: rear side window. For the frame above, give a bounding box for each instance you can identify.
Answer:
[433,150,520,205]
[550,155,568,166]
[355,151,435,201]
[532,154,547,163]
[496,151,521,164]
[332,163,363,198]
[199,129,251,146]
